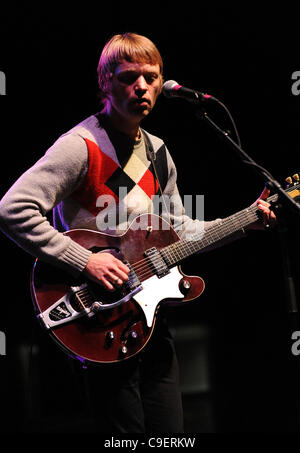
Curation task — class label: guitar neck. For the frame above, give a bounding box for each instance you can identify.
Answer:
[161,192,280,267]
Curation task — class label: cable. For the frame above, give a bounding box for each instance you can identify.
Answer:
[211,96,242,148]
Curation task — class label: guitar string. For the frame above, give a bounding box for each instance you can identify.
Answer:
[130,220,257,281]
[49,190,286,317]
[129,203,262,278]
[129,190,283,280]
[144,189,282,264]
[131,217,251,281]
[85,191,290,290]
[111,192,281,278]
[77,201,256,301]
[71,192,284,305]
[62,190,295,309]
[130,214,252,274]
[131,217,248,282]
[136,200,263,267]
[130,216,261,283]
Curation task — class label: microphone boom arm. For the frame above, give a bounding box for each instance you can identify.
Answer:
[195,108,300,216]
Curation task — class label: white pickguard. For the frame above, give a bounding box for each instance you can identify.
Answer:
[133,267,183,327]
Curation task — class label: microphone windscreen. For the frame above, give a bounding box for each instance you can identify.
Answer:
[162,80,179,97]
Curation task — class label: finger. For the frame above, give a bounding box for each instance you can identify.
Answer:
[257,199,270,208]
[105,270,126,286]
[110,265,129,281]
[115,259,130,274]
[257,200,277,223]
[257,204,269,225]
[117,269,129,281]
[258,186,270,200]
[262,208,276,227]
[262,209,270,224]
[101,276,115,291]
[111,276,123,287]
[269,211,277,226]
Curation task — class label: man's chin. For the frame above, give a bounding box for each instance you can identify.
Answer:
[130,105,151,120]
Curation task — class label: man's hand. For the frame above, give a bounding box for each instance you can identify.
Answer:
[250,186,277,230]
[83,252,130,291]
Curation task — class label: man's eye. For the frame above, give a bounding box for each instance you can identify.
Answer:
[145,75,157,84]
[118,74,137,84]
[117,73,159,85]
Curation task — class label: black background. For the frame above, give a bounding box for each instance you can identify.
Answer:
[0,5,299,433]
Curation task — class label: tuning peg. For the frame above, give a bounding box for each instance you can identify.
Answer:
[292,173,299,182]
[285,176,293,187]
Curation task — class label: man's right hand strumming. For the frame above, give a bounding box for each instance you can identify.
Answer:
[83,252,130,291]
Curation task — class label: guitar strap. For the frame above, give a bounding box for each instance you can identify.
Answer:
[142,130,172,227]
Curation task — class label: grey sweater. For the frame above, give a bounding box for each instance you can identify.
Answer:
[0,114,244,276]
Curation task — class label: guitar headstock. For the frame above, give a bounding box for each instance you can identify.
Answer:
[285,172,300,202]
[285,172,300,187]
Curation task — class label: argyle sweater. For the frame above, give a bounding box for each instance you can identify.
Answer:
[0,113,245,276]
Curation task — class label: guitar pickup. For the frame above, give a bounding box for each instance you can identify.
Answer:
[144,247,170,279]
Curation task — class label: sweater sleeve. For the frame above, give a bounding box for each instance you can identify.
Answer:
[0,133,92,275]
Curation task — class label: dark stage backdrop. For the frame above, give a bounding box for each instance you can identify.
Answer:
[0,5,299,433]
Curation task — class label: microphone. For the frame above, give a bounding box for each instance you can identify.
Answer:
[162,80,214,103]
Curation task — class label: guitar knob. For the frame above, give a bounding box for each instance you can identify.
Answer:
[105,331,115,344]
[180,279,191,294]
[292,173,299,182]
[119,345,128,357]
[128,330,138,343]
[285,176,292,187]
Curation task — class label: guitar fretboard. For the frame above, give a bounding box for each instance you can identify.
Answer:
[161,192,280,267]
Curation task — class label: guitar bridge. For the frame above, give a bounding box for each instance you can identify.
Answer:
[37,283,94,329]
[37,263,143,329]
[144,247,170,279]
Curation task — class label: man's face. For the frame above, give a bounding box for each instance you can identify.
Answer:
[105,60,162,124]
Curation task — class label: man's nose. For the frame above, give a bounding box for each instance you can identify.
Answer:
[134,76,147,95]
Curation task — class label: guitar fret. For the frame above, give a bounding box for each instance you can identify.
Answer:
[162,203,260,266]
[160,183,297,268]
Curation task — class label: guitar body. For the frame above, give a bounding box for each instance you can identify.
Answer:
[29,175,300,365]
[31,214,205,365]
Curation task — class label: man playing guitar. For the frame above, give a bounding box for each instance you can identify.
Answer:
[0,33,276,433]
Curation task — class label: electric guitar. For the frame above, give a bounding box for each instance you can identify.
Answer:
[31,175,300,365]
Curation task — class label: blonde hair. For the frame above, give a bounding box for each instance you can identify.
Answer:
[97,33,163,103]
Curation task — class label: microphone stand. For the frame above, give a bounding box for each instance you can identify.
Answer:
[196,106,300,430]
[196,109,300,216]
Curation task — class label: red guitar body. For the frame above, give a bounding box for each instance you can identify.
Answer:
[31,214,205,365]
